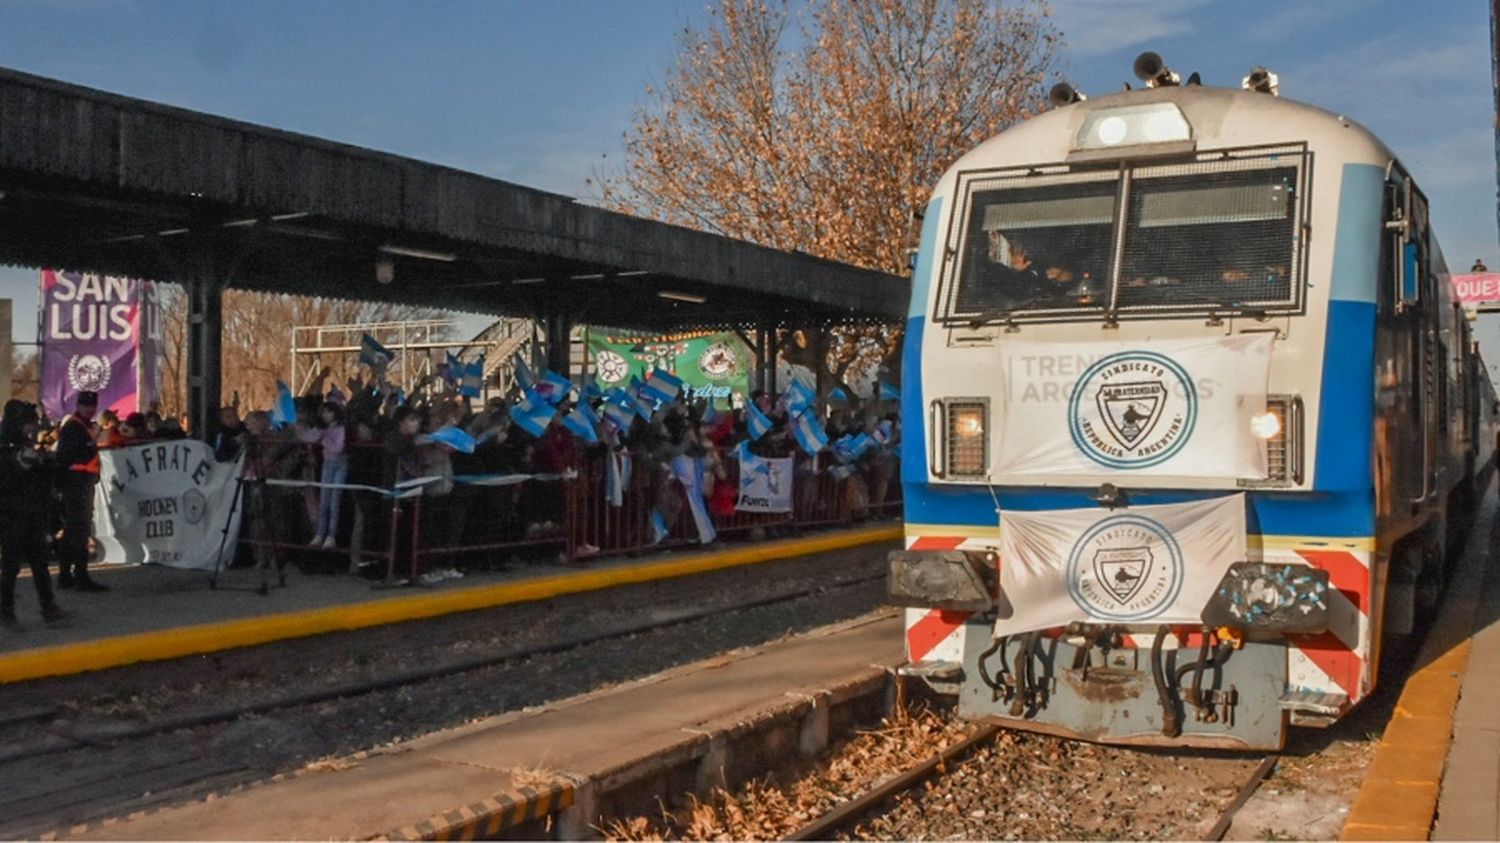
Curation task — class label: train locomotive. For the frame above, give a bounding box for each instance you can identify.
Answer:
[889,53,1500,749]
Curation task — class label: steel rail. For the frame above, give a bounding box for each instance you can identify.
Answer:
[784,724,1001,841]
[1207,754,1279,841]
[3,572,887,765]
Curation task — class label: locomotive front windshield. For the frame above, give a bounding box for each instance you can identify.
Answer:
[945,155,1302,321]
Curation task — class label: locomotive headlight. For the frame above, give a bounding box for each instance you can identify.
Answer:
[945,400,989,478]
[1250,411,1282,439]
[955,410,984,438]
[1076,103,1192,150]
[1095,116,1129,145]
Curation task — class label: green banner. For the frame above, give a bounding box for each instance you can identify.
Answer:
[585,329,751,406]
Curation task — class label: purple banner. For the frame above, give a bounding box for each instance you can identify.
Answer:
[39,269,147,421]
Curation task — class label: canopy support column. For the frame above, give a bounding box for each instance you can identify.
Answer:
[543,311,574,378]
[187,277,224,441]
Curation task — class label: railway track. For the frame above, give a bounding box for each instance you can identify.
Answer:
[0,553,890,839]
[784,725,1278,842]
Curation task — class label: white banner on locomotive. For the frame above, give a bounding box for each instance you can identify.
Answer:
[994,334,1274,478]
[93,440,244,570]
[994,495,1248,637]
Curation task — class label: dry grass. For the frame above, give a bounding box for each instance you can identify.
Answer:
[511,764,566,790]
[600,703,973,841]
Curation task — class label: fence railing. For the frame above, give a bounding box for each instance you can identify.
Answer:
[239,440,901,581]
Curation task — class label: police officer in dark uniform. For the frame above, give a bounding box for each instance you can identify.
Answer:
[0,400,65,627]
[54,391,106,592]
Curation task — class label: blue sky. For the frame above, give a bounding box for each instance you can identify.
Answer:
[0,0,1495,341]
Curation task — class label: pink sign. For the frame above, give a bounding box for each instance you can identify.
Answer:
[1451,273,1500,305]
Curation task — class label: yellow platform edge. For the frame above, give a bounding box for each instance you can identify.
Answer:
[0,525,901,685]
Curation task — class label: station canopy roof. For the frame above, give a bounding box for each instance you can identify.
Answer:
[0,67,906,330]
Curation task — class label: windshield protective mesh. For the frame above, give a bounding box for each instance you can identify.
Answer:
[948,173,1117,317]
[1116,162,1299,310]
[938,147,1307,324]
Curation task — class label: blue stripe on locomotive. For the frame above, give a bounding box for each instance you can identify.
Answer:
[900,164,1386,539]
[900,197,943,484]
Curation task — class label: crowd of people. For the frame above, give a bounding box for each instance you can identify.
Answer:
[0,363,903,622]
[216,364,902,584]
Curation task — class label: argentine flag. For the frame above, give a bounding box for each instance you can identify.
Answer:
[538,370,573,405]
[441,351,462,387]
[271,380,297,429]
[641,368,684,405]
[792,410,829,456]
[424,424,477,454]
[834,432,874,464]
[460,356,484,398]
[512,353,537,391]
[786,379,816,414]
[879,381,901,402]
[562,401,601,445]
[509,391,557,438]
[746,402,773,441]
[602,389,636,432]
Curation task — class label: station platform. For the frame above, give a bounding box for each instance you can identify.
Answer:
[1342,491,1500,841]
[0,523,900,685]
[49,611,903,840]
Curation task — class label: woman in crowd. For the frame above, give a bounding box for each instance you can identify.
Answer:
[298,401,348,549]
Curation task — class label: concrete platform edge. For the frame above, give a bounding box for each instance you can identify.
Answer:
[0,524,900,684]
[1341,499,1497,841]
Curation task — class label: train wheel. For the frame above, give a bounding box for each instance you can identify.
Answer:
[1414,531,1446,621]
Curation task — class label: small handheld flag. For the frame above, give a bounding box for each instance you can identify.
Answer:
[271,380,296,429]
[508,392,557,438]
[641,368,684,405]
[424,424,477,454]
[359,333,395,368]
[746,401,773,441]
[538,370,574,405]
[879,381,901,402]
[460,357,484,398]
[785,379,816,414]
[441,351,462,387]
[827,386,849,404]
[792,410,829,456]
[512,353,537,391]
[603,388,637,432]
[562,402,601,445]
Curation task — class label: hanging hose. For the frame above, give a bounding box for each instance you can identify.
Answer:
[1151,624,1182,737]
[1175,637,1237,724]
[1009,634,1030,717]
[1186,628,1212,717]
[977,637,1007,702]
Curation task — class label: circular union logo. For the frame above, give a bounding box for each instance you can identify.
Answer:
[67,353,112,393]
[1068,350,1196,469]
[181,489,208,525]
[698,342,739,380]
[1065,513,1184,621]
[596,350,630,384]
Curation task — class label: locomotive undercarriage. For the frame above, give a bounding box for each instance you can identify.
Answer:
[944,621,1290,749]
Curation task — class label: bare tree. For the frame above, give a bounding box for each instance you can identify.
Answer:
[153,286,451,414]
[11,349,38,404]
[599,0,1059,275]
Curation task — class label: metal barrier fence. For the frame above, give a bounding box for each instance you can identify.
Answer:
[240,441,901,580]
